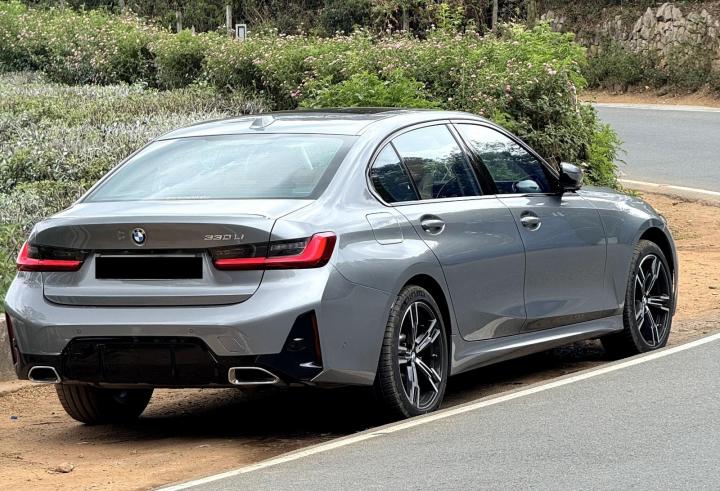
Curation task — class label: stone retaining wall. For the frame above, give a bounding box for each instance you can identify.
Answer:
[542,2,720,68]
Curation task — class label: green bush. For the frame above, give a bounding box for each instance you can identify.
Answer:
[660,43,715,92]
[710,70,720,95]
[301,71,438,108]
[151,30,217,89]
[0,3,623,182]
[585,117,621,187]
[0,74,265,191]
[0,1,157,84]
[319,0,373,35]
[584,41,657,91]
[584,39,719,94]
[0,72,267,294]
[0,3,626,298]
[0,3,623,184]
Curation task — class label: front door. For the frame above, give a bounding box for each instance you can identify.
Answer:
[373,123,527,341]
[454,123,611,332]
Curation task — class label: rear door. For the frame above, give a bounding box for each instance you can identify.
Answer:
[454,123,611,332]
[370,123,526,341]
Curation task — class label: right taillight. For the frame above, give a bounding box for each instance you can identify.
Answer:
[16,242,86,272]
[213,232,337,271]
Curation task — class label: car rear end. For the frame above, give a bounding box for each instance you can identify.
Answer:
[3,128,386,391]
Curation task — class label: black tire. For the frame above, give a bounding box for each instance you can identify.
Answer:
[374,285,449,419]
[56,384,153,425]
[602,240,674,358]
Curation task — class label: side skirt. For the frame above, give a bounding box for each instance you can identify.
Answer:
[450,314,624,376]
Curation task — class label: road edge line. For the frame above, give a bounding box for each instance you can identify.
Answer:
[620,179,720,198]
[160,331,720,490]
[594,102,720,112]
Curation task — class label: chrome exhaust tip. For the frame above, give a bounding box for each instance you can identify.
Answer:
[28,366,61,384]
[228,367,279,386]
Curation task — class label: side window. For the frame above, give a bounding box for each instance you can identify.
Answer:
[392,125,481,200]
[456,124,554,194]
[369,145,419,203]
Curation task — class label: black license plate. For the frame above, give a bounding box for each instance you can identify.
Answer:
[95,256,203,280]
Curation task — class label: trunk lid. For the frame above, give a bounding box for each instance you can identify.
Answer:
[34,199,311,307]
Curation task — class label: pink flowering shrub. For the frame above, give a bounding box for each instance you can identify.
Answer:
[0,0,619,186]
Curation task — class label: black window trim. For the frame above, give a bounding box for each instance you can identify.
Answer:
[450,120,562,197]
[445,123,497,196]
[365,120,489,207]
[369,142,421,203]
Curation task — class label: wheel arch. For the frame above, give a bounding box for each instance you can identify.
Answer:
[403,274,454,343]
[637,225,678,315]
[638,226,675,277]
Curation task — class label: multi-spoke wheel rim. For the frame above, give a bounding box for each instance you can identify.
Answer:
[398,301,445,411]
[633,254,671,347]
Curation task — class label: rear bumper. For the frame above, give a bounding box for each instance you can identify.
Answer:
[15,333,318,388]
[4,266,392,387]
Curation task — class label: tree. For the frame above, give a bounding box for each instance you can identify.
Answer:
[491,0,498,30]
[527,0,538,28]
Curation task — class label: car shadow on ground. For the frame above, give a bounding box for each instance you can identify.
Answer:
[48,340,610,445]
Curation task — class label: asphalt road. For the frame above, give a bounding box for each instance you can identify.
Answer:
[175,335,720,490]
[595,104,720,192]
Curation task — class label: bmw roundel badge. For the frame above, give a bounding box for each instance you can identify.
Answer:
[131,228,146,246]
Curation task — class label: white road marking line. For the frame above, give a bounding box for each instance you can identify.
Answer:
[161,331,720,490]
[620,179,720,198]
[594,102,720,113]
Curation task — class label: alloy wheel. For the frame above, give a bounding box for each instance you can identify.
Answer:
[633,254,671,347]
[397,301,445,411]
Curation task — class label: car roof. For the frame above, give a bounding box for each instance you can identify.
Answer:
[157,109,488,139]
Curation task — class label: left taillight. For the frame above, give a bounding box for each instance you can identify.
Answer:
[16,242,86,272]
[213,232,337,271]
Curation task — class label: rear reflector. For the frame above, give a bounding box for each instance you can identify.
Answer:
[16,242,84,272]
[5,313,18,365]
[214,232,336,270]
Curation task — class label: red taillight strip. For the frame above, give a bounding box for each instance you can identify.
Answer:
[214,232,337,271]
[16,242,83,272]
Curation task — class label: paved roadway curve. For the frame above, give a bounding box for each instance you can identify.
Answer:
[175,336,720,490]
[595,104,720,192]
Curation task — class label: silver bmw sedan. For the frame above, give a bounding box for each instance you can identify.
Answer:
[3,109,677,423]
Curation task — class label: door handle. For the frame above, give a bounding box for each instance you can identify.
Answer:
[420,217,445,235]
[520,212,541,230]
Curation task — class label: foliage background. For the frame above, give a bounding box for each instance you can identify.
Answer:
[0,1,621,299]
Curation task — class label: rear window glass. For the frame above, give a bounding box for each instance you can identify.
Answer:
[85,134,353,201]
[369,145,418,203]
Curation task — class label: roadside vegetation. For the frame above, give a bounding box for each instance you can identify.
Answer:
[0,72,266,296]
[0,0,621,299]
[584,41,720,94]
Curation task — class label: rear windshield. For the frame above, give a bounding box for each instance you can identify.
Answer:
[85,134,354,201]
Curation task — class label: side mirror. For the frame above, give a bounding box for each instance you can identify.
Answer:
[559,162,583,192]
[514,179,541,194]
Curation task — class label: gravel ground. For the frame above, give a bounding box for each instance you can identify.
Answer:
[0,191,718,490]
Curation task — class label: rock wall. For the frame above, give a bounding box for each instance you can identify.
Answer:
[542,2,720,67]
